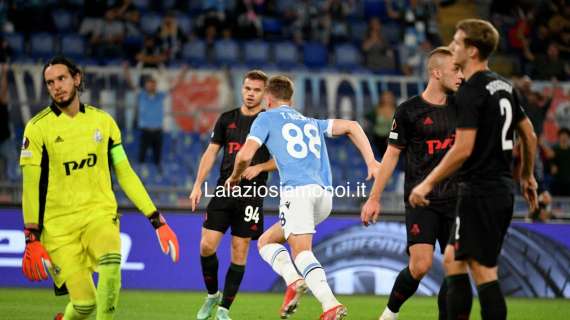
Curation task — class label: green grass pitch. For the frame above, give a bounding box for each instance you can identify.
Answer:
[0,288,568,319]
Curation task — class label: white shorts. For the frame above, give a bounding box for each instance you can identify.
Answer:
[279,184,333,239]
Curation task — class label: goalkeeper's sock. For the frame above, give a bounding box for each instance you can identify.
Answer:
[96,253,122,320]
[200,254,219,294]
[259,243,301,285]
[477,280,506,320]
[294,250,339,311]
[62,300,96,320]
[437,277,448,320]
[386,266,420,313]
[446,273,472,320]
[220,263,245,309]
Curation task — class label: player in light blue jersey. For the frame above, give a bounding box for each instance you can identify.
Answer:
[226,75,378,320]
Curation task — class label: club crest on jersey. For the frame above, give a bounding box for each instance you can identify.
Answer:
[93,129,102,143]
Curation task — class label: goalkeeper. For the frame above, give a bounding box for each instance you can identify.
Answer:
[20,56,180,320]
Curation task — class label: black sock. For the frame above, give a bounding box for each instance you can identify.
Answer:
[387,266,420,313]
[200,254,219,294]
[477,281,506,320]
[446,274,472,320]
[438,278,448,320]
[221,263,245,309]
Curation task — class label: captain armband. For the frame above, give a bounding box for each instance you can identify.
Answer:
[110,144,128,165]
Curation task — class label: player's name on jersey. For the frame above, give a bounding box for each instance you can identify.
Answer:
[279,112,309,121]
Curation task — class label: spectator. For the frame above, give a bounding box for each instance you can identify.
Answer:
[514,75,555,137]
[235,0,264,38]
[0,63,14,181]
[362,18,397,72]
[531,42,569,80]
[0,37,11,63]
[136,36,167,68]
[123,63,188,167]
[156,12,188,61]
[322,0,353,44]
[400,39,432,77]
[366,91,397,156]
[545,128,570,196]
[90,8,126,59]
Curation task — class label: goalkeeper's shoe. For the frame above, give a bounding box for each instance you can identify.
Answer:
[215,307,232,320]
[280,279,308,319]
[197,291,221,320]
[320,305,348,320]
[54,313,63,320]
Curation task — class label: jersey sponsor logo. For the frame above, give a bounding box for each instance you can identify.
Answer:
[228,122,237,129]
[423,117,434,125]
[228,142,242,154]
[55,136,64,143]
[425,135,455,155]
[63,153,98,175]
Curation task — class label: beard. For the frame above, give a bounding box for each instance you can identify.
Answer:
[52,87,77,109]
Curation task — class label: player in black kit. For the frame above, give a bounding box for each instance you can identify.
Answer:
[361,47,463,320]
[409,19,538,320]
[189,70,276,320]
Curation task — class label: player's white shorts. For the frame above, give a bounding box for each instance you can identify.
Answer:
[279,184,333,239]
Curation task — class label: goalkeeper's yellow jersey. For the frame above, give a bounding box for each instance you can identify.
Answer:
[20,103,121,236]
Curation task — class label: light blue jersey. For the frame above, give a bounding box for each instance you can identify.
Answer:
[248,106,333,188]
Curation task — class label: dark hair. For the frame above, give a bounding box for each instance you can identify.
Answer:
[559,127,570,137]
[456,19,499,61]
[42,56,84,91]
[267,75,294,100]
[243,69,268,84]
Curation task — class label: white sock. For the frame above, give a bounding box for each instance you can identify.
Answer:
[294,250,339,311]
[380,306,398,320]
[259,244,302,285]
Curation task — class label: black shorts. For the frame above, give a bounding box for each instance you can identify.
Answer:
[405,199,456,254]
[204,196,264,240]
[449,187,514,267]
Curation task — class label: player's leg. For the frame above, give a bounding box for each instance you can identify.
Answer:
[83,216,122,320]
[199,199,231,320]
[197,228,225,319]
[289,186,345,318]
[437,202,458,320]
[465,193,513,320]
[218,235,250,312]
[381,205,438,319]
[60,269,97,319]
[258,222,305,319]
[443,244,471,320]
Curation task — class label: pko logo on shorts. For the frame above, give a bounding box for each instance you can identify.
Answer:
[63,153,97,175]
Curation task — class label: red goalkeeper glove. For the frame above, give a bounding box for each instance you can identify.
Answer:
[148,211,180,263]
[22,228,52,281]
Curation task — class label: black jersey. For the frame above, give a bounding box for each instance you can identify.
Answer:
[389,95,458,202]
[211,108,271,187]
[455,70,527,194]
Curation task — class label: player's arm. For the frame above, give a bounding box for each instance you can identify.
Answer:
[331,119,378,179]
[227,139,261,187]
[189,143,222,211]
[110,143,179,262]
[242,158,277,180]
[20,123,52,281]
[361,145,402,226]
[516,117,538,210]
[409,128,476,207]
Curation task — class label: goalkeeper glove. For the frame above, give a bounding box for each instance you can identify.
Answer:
[148,211,180,263]
[22,228,52,281]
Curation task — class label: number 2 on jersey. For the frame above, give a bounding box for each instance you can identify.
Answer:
[499,98,513,151]
[281,123,321,159]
